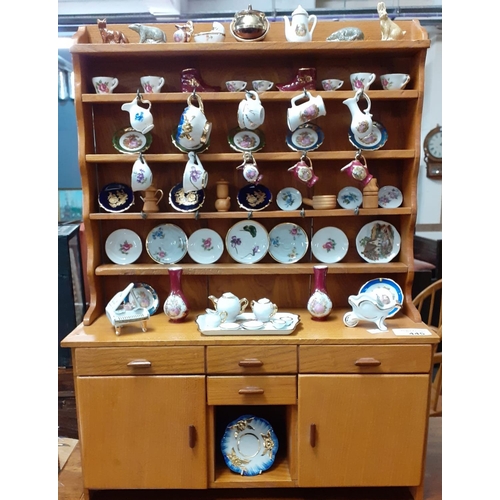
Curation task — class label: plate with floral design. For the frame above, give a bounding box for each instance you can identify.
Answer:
[105,229,142,265]
[268,222,309,264]
[337,186,363,209]
[356,220,401,263]
[228,127,265,153]
[168,182,205,213]
[187,228,224,264]
[378,185,403,208]
[146,223,188,264]
[225,221,269,264]
[286,123,324,152]
[98,182,135,213]
[311,226,349,263]
[112,127,152,154]
[237,183,272,211]
[122,282,159,315]
[348,121,388,151]
[359,278,403,317]
[276,187,302,211]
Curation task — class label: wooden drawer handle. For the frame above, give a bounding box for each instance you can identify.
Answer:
[354,357,382,367]
[238,386,265,395]
[127,359,152,368]
[238,358,263,367]
[188,425,196,448]
[310,424,316,448]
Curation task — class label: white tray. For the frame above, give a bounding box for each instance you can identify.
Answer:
[197,312,300,336]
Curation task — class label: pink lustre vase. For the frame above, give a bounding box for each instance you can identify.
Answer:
[307,265,332,321]
[163,267,189,322]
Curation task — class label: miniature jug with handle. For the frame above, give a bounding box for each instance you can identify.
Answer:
[283,5,317,42]
[208,292,248,323]
[121,96,154,134]
[342,89,373,139]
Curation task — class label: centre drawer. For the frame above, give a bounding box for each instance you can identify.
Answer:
[206,345,297,374]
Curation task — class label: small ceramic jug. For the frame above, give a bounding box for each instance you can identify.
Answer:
[175,92,212,150]
[202,308,228,328]
[121,96,154,134]
[342,89,373,139]
[208,292,248,323]
[140,186,164,213]
[251,298,278,322]
[237,91,265,130]
[237,152,262,184]
[288,155,318,187]
[341,154,373,188]
[283,5,317,42]
[287,91,326,132]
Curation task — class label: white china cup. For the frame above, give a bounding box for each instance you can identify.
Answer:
[175,93,212,150]
[226,80,247,92]
[131,154,153,191]
[140,75,165,93]
[251,298,278,322]
[321,78,344,91]
[287,91,326,132]
[92,76,119,94]
[252,80,274,93]
[237,90,265,130]
[380,73,410,90]
[182,151,208,192]
[350,72,376,91]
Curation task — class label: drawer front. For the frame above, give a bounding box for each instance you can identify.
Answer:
[207,376,297,405]
[74,347,205,375]
[206,345,297,374]
[299,345,432,373]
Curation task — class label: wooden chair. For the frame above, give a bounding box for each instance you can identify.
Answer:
[412,279,442,417]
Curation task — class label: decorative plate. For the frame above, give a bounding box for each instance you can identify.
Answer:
[348,121,388,151]
[225,220,269,264]
[237,183,272,211]
[145,223,188,264]
[98,182,135,213]
[171,133,210,154]
[311,226,349,264]
[268,222,309,264]
[240,320,265,330]
[112,127,152,154]
[187,228,224,264]
[359,278,403,317]
[105,229,142,265]
[168,182,205,212]
[286,123,324,152]
[356,220,401,263]
[378,185,403,208]
[122,282,159,315]
[221,415,279,476]
[337,186,363,209]
[228,127,265,153]
[276,187,302,211]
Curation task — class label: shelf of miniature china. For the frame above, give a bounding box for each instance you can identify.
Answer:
[95,262,409,276]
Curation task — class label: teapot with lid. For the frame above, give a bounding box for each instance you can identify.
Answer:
[208,292,249,322]
[230,5,270,42]
[284,5,318,42]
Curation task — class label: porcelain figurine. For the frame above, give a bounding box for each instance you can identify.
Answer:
[97,18,129,44]
[284,5,317,42]
[343,291,401,331]
[343,89,373,139]
[327,27,364,41]
[208,292,249,323]
[173,21,194,42]
[377,2,406,41]
[129,23,167,43]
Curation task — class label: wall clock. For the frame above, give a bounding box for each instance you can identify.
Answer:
[423,124,442,178]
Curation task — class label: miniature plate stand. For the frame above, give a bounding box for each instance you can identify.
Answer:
[268,222,309,264]
[356,220,401,263]
[187,228,224,264]
[221,415,279,476]
[225,220,269,264]
[378,185,403,208]
[276,187,303,211]
[348,121,388,151]
[337,186,363,210]
[197,312,299,336]
[359,277,403,318]
[98,182,135,213]
[168,182,205,213]
[228,127,265,153]
[311,226,349,264]
[105,229,143,265]
[122,282,159,316]
[112,127,152,154]
[285,123,324,152]
[145,223,188,264]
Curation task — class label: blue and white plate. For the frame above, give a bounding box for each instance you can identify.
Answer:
[98,182,135,213]
[122,282,159,315]
[168,182,205,212]
[337,186,362,209]
[269,222,309,264]
[311,226,349,264]
[187,228,224,264]
[105,229,142,265]
[221,415,279,476]
[359,278,403,317]
[225,220,269,264]
[276,187,302,211]
[348,121,388,151]
[237,183,272,211]
[145,223,188,264]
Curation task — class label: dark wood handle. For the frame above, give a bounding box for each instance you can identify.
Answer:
[354,357,382,367]
[188,425,196,448]
[238,358,263,367]
[126,360,152,368]
[310,424,316,447]
[238,387,265,395]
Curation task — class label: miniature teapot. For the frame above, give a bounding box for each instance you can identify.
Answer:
[341,154,373,188]
[230,4,270,41]
[251,298,278,322]
[237,152,262,184]
[121,95,154,134]
[208,292,248,323]
[288,154,318,187]
[284,5,317,42]
[343,89,373,139]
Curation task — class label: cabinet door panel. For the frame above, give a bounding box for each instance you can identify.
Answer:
[77,375,207,489]
[298,374,429,487]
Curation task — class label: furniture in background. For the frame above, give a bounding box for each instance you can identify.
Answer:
[414,231,442,281]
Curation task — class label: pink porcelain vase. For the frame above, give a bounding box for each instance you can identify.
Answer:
[163,267,189,322]
[306,265,333,321]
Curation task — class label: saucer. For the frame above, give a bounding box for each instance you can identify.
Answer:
[240,320,264,330]
[378,186,403,208]
[276,187,302,211]
[237,183,272,211]
[228,127,265,153]
[105,229,142,265]
[122,282,159,315]
[187,228,224,264]
[169,182,205,212]
[268,222,309,264]
[145,223,188,264]
[98,182,135,213]
[113,127,152,154]
[311,226,349,264]
[225,220,269,264]
[171,133,210,154]
[337,186,363,209]
[348,121,388,151]
[356,220,401,263]
[286,123,324,152]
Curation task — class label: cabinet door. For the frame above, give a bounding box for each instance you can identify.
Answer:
[298,374,429,487]
[77,375,207,489]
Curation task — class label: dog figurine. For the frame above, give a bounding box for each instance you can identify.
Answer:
[97,19,129,44]
[377,2,406,41]
[129,23,167,43]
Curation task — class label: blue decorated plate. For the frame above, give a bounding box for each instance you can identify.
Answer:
[268,222,309,264]
[98,182,135,213]
[359,278,403,317]
[122,282,159,315]
[348,121,388,151]
[221,415,279,476]
[286,123,324,152]
[168,182,205,212]
[237,183,272,211]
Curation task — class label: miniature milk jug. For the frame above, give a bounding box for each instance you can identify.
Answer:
[342,89,373,139]
[284,5,318,42]
[121,96,154,134]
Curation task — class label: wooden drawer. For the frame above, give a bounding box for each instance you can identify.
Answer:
[299,345,432,374]
[74,347,205,375]
[206,345,297,374]
[207,376,297,405]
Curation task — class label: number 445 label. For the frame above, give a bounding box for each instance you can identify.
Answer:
[393,328,432,336]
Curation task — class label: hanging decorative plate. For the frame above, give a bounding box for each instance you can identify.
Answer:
[105,229,142,265]
[168,182,205,212]
[268,222,309,264]
[378,185,403,208]
[221,415,279,476]
[122,282,159,315]
[311,226,349,264]
[112,127,152,154]
[348,121,388,151]
[187,228,224,264]
[286,123,324,152]
[359,278,403,317]
[236,183,272,211]
[98,182,135,213]
[276,187,303,211]
[225,220,269,264]
[171,133,211,154]
[145,223,188,264]
[337,186,363,209]
[228,127,265,153]
[356,220,401,263]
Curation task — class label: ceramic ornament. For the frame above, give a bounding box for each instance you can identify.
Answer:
[237,152,262,184]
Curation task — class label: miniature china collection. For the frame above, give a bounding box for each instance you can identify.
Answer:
[286,123,324,152]
[380,73,410,90]
[208,292,249,323]
[121,95,154,134]
[343,89,373,140]
[237,90,265,130]
[123,283,159,316]
[350,72,376,91]
[230,5,270,42]
[338,186,363,209]
[236,183,272,211]
[92,76,118,94]
[251,298,278,322]
[112,127,152,154]
[359,278,404,318]
[199,308,228,328]
[228,128,265,153]
[168,182,205,212]
[276,67,316,92]
[348,120,388,150]
[140,75,165,93]
[341,154,373,187]
[237,152,262,184]
[283,5,317,42]
[287,90,326,132]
